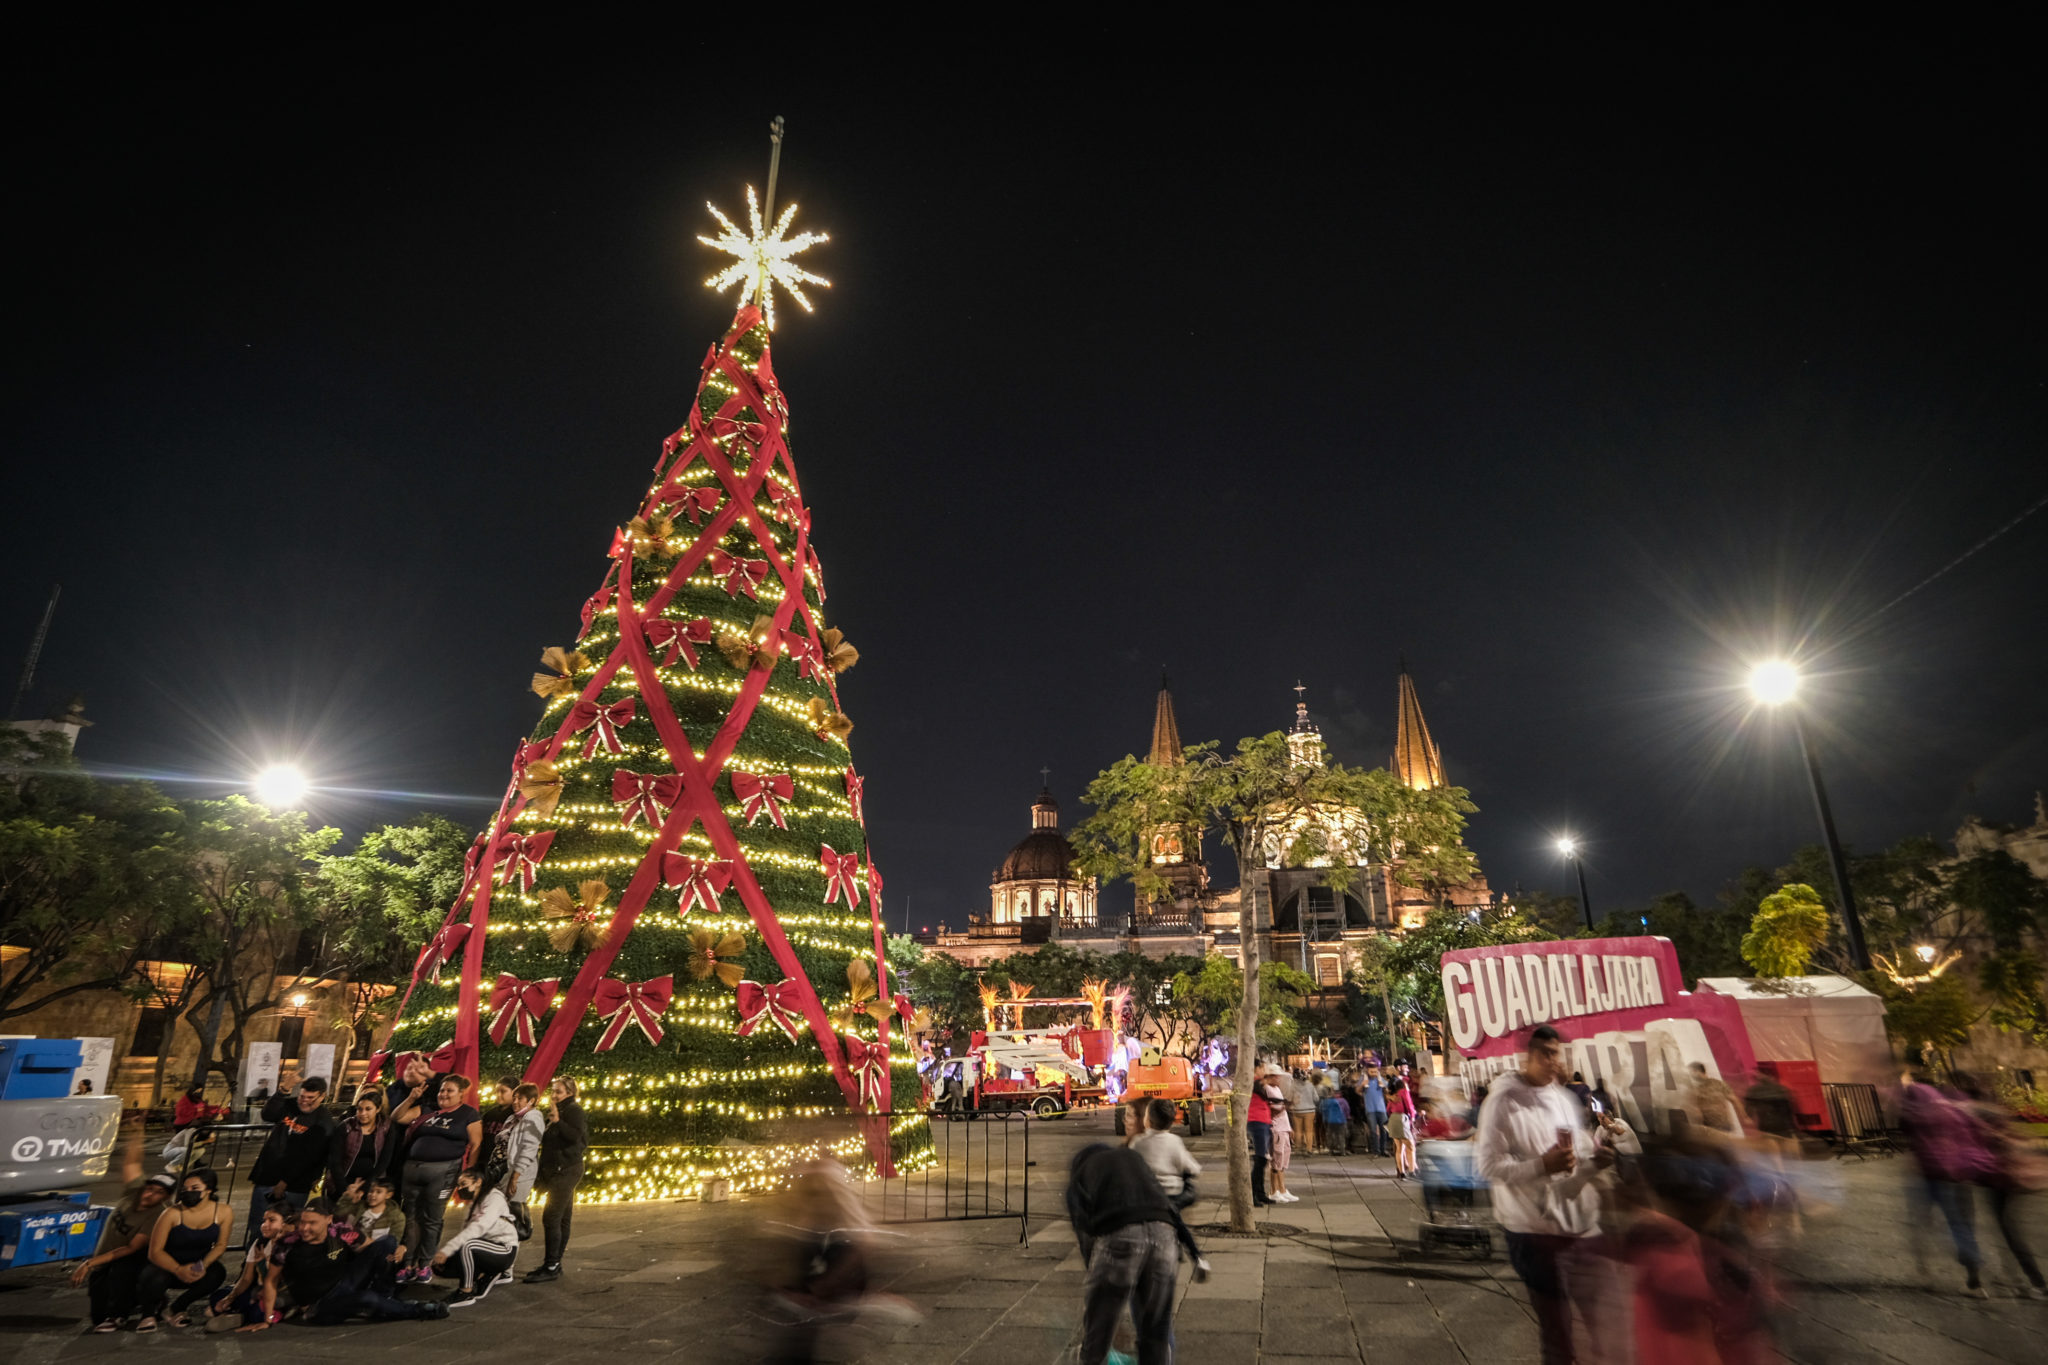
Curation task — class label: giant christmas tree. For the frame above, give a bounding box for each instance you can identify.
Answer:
[383,180,925,1200]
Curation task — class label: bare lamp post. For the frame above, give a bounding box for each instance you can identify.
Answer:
[1748,661,1871,972]
[1557,837,1594,932]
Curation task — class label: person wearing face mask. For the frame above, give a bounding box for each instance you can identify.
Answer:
[73,1173,175,1332]
[392,1074,482,1282]
[134,1168,233,1332]
[433,1167,520,1306]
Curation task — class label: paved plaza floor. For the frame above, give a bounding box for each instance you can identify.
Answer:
[2,1110,2043,1362]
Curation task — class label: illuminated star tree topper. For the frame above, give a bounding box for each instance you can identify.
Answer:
[698,181,829,330]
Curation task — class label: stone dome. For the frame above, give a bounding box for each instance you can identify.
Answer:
[996,829,1078,882]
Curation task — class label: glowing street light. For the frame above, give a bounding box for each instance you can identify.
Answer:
[1914,944,1937,964]
[1744,657,1870,972]
[252,765,310,809]
[1556,836,1594,932]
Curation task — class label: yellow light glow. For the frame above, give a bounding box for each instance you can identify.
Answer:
[698,186,829,330]
[1748,660,1799,706]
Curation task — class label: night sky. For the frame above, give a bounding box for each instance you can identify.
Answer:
[8,52,2044,934]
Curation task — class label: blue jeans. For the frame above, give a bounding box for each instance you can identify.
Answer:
[1248,1120,1272,1203]
[1365,1111,1389,1156]
[1927,1179,1981,1271]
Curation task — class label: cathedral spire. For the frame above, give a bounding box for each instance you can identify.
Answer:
[1393,659,1446,790]
[1148,671,1183,766]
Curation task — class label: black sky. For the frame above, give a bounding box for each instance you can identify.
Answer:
[7,45,2045,934]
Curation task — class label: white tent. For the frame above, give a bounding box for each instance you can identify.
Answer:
[1694,976,1894,1087]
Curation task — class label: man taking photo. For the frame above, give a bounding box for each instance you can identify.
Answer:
[244,1077,336,1244]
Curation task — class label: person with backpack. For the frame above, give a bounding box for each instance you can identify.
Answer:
[1898,1070,1992,1296]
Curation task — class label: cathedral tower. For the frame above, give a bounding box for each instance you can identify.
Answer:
[1393,660,1446,790]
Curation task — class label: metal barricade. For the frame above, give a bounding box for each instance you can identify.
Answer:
[167,1121,274,1209]
[857,1109,1036,1244]
[1822,1083,1898,1158]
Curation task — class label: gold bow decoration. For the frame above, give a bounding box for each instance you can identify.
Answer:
[625,514,676,560]
[518,759,564,818]
[834,958,893,1029]
[687,925,748,987]
[539,879,611,953]
[821,627,859,675]
[807,696,854,741]
[716,614,781,672]
[531,647,590,700]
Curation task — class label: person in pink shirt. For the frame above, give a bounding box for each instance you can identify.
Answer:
[1386,1076,1418,1179]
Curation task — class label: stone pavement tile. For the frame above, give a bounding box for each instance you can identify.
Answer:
[1783,1297,2005,1365]
[1188,1276,1264,1302]
[1259,1357,1364,1365]
[1262,1286,1353,1314]
[1176,1297,1263,1332]
[1175,1330,1264,1364]
[613,1257,720,1282]
[1262,1310,1360,1356]
[1359,1335,1473,1365]
[1265,1262,1344,1288]
[1337,1270,1435,1304]
[957,1323,1073,1364]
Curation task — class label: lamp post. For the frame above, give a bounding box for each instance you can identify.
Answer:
[1748,661,1871,973]
[1557,837,1594,932]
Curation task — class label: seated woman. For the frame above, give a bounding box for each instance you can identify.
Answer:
[134,1167,233,1331]
[72,1174,174,1333]
[432,1167,520,1306]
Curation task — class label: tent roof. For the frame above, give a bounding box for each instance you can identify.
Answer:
[1695,975,1880,1001]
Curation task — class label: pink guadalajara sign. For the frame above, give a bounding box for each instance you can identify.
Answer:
[1441,937,1758,1134]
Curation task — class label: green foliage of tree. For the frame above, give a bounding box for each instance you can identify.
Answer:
[1876,970,1977,1058]
[0,729,197,1024]
[1979,950,2048,1044]
[1950,850,2048,950]
[1590,891,1748,986]
[1740,883,1831,978]
[1516,889,1589,940]
[1383,905,1552,1018]
[1072,730,1477,1233]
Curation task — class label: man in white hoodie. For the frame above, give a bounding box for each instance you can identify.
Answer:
[1473,1025,1625,1365]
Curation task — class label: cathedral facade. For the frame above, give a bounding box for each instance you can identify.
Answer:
[915,667,1494,976]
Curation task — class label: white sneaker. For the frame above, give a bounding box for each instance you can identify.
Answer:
[1276,1191,1300,1203]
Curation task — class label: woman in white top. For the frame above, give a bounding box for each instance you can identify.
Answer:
[432,1167,520,1306]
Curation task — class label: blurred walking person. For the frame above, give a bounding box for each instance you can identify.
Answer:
[1898,1070,1993,1296]
[1066,1141,1186,1365]
[1476,1025,1622,1365]
[1953,1072,2048,1296]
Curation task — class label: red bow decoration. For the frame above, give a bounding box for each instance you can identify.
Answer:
[820,846,864,908]
[844,769,865,822]
[735,979,807,1042]
[612,770,683,830]
[660,852,733,914]
[415,923,470,984]
[756,350,787,420]
[569,696,636,758]
[656,484,722,526]
[607,527,628,560]
[661,420,692,464]
[462,831,489,883]
[488,974,560,1048]
[365,1050,390,1080]
[592,974,674,1051]
[893,993,916,1022]
[710,407,765,447]
[708,551,771,600]
[841,1034,889,1110]
[644,616,714,669]
[866,861,885,910]
[766,482,808,530]
[493,830,557,892]
[732,771,794,829]
[579,585,614,639]
[781,632,821,680]
[397,1041,460,1077]
[804,545,825,600]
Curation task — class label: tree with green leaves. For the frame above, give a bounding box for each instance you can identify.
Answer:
[1073,730,1477,1233]
[1588,890,1747,986]
[0,729,197,1025]
[1740,883,1831,978]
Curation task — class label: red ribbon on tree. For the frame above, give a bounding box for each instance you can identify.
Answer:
[494,830,557,893]
[841,1034,888,1110]
[844,769,864,822]
[643,617,714,669]
[735,979,807,1042]
[767,483,807,530]
[707,551,771,600]
[866,861,885,911]
[569,696,636,758]
[820,846,864,908]
[462,831,489,883]
[611,770,683,829]
[893,993,915,1022]
[488,974,560,1048]
[804,545,825,600]
[732,771,794,828]
[592,975,674,1051]
[415,923,469,984]
[579,585,614,639]
[710,408,765,447]
[397,1040,459,1077]
[783,632,824,680]
[660,852,733,914]
[656,484,722,526]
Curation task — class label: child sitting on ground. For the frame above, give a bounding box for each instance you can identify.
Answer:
[335,1177,408,1276]
[205,1206,293,1332]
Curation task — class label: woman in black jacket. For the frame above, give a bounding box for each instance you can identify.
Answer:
[326,1089,398,1198]
[523,1076,588,1283]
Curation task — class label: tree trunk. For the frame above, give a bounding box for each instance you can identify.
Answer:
[1380,983,1397,1058]
[1227,848,1266,1235]
[190,986,228,1092]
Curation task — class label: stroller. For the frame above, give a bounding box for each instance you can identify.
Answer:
[1415,1136,1493,1258]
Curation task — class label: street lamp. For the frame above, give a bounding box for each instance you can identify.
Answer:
[1747,660,1871,972]
[1556,837,1594,932]
[252,765,310,809]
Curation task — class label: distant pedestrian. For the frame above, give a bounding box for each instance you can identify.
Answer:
[1318,1089,1352,1157]
[1288,1069,1317,1154]
[1247,1065,1277,1208]
[525,1075,588,1283]
[1362,1067,1390,1158]
[1475,1025,1619,1365]
[1268,1075,1298,1203]
[1387,1077,1417,1179]
[1066,1142,1200,1365]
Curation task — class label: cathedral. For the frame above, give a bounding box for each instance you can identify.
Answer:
[915,666,1494,976]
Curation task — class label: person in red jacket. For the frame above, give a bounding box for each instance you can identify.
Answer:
[1247,1064,1277,1208]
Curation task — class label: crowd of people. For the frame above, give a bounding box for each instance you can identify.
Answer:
[75,1060,590,1333]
